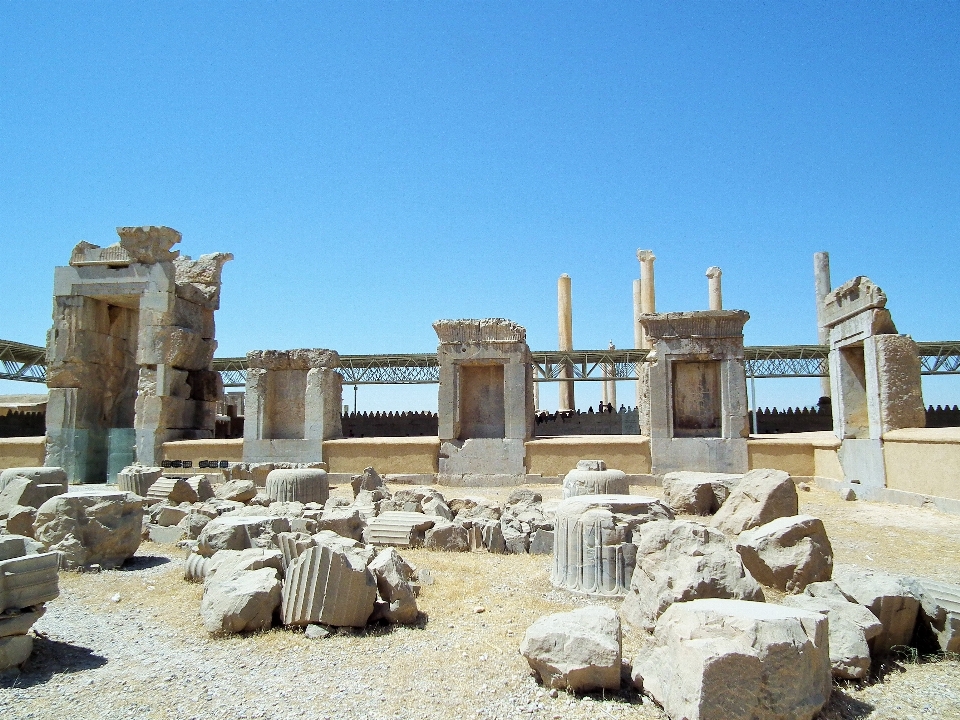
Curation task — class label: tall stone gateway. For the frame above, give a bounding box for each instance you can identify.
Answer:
[45,227,232,483]
[639,311,750,475]
[822,276,925,486]
[242,349,343,463]
[434,319,534,485]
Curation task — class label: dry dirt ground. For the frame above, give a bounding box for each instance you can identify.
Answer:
[1,482,958,720]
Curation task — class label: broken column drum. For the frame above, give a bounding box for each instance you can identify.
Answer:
[242,349,343,464]
[434,319,534,485]
[45,226,232,483]
[552,494,674,596]
[639,311,751,475]
[264,468,329,504]
[822,277,925,486]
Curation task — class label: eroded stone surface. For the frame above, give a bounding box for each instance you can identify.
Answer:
[735,515,833,593]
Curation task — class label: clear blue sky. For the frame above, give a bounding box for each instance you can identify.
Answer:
[2,3,958,411]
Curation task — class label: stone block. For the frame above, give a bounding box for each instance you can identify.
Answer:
[0,536,28,562]
[529,529,554,555]
[782,591,882,680]
[735,515,833,593]
[552,495,674,597]
[0,607,45,638]
[368,547,418,624]
[832,565,920,655]
[910,578,960,654]
[633,599,831,720]
[662,471,741,515]
[520,606,621,692]
[5,506,37,537]
[200,566,281,634]
[185,475,215,501]
[351,466,386,496]
[196,515,292,557]
[0,476,67,520]
[0,634,34,671]
[155,505,190,527]
[281,544,377,628]
[365,512,435,548]
[147,524,186,545]
[0,467,68,494]
[216,478,258,503]
[34,491,143,570]
[622,520,764,632]
[0,552,60,612]
[116,465,163,496]
[146,477,199,505]
[265,468,329,505]
[315,507,364,542]
[711,469,798,535]
[424,522,470,552]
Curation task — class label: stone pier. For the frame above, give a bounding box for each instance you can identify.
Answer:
[635,250,656,414]
[558,274,575,411]
[435,319,534,485]
[814,252,832,398]
[44,227,231,483]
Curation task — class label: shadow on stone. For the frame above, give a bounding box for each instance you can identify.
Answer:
[0,635,108,688]
[119,555,171,571]
[821,687,876,720]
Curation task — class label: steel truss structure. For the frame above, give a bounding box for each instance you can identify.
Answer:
[2,339,959,387]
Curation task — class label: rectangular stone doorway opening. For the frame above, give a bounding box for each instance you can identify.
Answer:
[838,345,869,438]
[671,360,721,438]
[458,364,505,439]
[263,370,307,440]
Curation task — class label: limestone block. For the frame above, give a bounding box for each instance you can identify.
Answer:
[146,477,199,505]
[662,471,741,515]
[312,530,376,566]
[481,520,507,553]
[552,495,674,597]
[832,565,920,655]
[875,334,926,433]
[365,512,436,548]
[173,252,233,310]
[281,544,377,628]
[910,578,960,653]
[782,592,882,679]
[0,467,68,494]
[206,547,285,580]
[421,496,453,520]
[0,552,60,612]
[368,547,418,624]
[148,524,186,545]
[0,607,45,638]
[0,475,67,519]
[196,515,292,557]
[351,466,386,497]
[275,532,317,572]
[33,491,143,570]
[155,505,190,527]
[621,520,764,632]
[5,506,37,537]
[735,515,834,593]
[0,634,34,671]
[0,536,29,561]
[501,523,529,554]
[315,507,364,542]
[633,599,831,720]
[185,475,215,501]
[116,465,163,496]
[520,606,621,692]
[215,479,258,503]
[711,469,798,535]
[424,522,470,552]
[115,225,181,263]
[200,566,281,634]
[529,529,554,555]
[438,438,526,483]
[265,469,329,505]
[266,501,306,518]
[561,465,628,499]
[449,496,502,521]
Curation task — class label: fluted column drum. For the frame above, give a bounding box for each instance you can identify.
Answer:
[551,495,673,596]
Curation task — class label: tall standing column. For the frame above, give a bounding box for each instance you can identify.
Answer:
[632,278,643,348]
[603,341,617,409]
[814,252,832,398]
[637,250,656,321]
[636,250,656,427]
[706,266,723,310]
[558,273,575,411]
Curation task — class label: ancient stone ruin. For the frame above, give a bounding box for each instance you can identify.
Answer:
[45,226,231,483]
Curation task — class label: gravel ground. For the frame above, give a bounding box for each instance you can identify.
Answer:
[1,482,959,720]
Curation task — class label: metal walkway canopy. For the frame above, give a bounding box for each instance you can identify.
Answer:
[3,339,960,387]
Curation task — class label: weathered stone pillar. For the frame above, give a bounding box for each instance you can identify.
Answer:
[814,252,832,398]
[603,341,617,408]
[706,267,723,311]
[635,250,656,424]
[822,277,925,487]
[558,274,575,411]
[435,319,533,485]
[45,227,231,483]
[242,349,343,464]
[632,278,643,348]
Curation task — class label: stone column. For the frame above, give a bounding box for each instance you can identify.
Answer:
[637,250,656,318]
[814,252,832,398]
[706,266,723,310]
[632,278,643,348]
[558,274,575,411]
[636,250,656,424]
[603,341,617,409]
